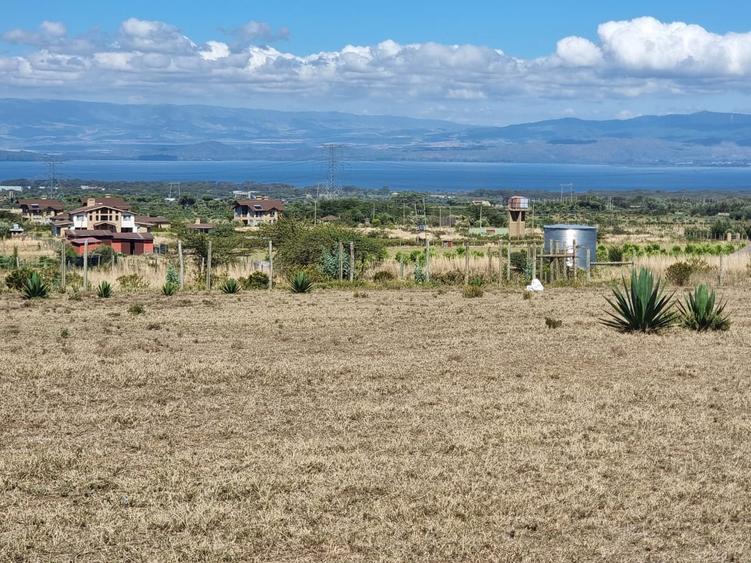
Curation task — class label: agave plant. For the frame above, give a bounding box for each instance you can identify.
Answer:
[161,282,178,296]
[601,268,676,333]
[96,281,113,298]
[289,271,313,293]
[677,283,730,332]
[22,272,49,299]
[220,278,240,294]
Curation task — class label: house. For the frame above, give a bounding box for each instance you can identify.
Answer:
[234,197,284,227]
[187,218,216,233]
[79,196,130,210]
[18,198,65,223]
[68,200,137,233]
[471,200,493,207]
[66,230,154,256]
[135,215,171,230]
[9,223,24,237]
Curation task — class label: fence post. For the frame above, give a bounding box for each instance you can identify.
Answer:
[425,238,431,282]
[338,240,344,281]
[572,239,577,281]
[268,240,273,291]
[506,240,511,282]
[498,239,503,287]
[206,240,212,290]
[531,245,537,280]
[586,250,591,283]
[349,241,355,282]
[719,254,724,286]
[60,241,66,290]
[178,240,185,289]
[464,242,470,285]
[83,240,89,290]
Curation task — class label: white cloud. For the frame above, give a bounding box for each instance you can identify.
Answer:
[2,17,751,121]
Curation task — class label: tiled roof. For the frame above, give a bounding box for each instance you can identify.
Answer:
[18,198,64,211]
[235,198,285,212]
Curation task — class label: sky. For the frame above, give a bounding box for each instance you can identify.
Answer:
[2,0,751,124]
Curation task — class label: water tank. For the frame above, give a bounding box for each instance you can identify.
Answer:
[507,196,529,210]
[543,224,598,270]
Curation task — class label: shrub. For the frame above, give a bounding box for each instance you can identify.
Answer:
[665,261,694,286]
[509,251,528,273]
[4,267,34,291]
[353,290,368,298]
[239,271,269,290]
[468,275,484,287]
[289,271,313,293]
[462,285,484,298]
[545,317,563,329]
[373,270,395,283]
[117,274,149,291]
[166,265,180,286]
[128,303,145,315]
[220,278,240,294]
[677,284,731,332]
[413,263,427,283]
[433,270,465,286]
[601,268,676,333]
[22,272,49,299]
[96,281,113,298]
[162,282,178,296]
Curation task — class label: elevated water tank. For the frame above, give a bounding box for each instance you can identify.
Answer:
[543,224,598,270]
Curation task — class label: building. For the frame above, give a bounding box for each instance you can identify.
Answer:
[234,197,284,227]
[187,218,216,233]
[18,198,65,223]
[135,215,171,230]
[507,196,529,239]
[68,199,137,233]
[66,230,154,256]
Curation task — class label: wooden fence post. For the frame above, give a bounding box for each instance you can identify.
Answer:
[268,240,273,291]
[349,241,355,282]
[206,240,212,290]
[83,240,89,290]
[586,250,591,283]
[506,240,511,282]
[531,245,537,280]
[425,238,431,282]
[340,240,346,280]
[60,241,66,290]
[178,240,185,289]
[498,239,503,287]
[572,239,577,281]
[464,242,470,285]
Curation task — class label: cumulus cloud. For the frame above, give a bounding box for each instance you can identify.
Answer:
[1,16,751,120]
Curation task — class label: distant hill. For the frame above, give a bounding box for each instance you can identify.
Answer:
[1,99,750,165]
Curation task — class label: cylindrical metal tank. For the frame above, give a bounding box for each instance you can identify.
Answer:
[543,224,598,270]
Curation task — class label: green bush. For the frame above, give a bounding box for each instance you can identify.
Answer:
[22,272,49,299]
[239,271,269,290]
[161,282,178,296]
[677,284,731,331]
[665,261,695,286]
[432,270,465,286]
[601,268,676,333]
[96,281,113,298]
[4,267,34,291]
[289,271,313,293]
[220,278,240,294]
[166,265,180,286]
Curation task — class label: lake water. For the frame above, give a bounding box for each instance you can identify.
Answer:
[2,160,751,192]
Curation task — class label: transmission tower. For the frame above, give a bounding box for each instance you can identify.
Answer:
[322,144,342,198]
[46,159,60,195]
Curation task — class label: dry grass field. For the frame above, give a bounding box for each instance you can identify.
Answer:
[1,287,750,561]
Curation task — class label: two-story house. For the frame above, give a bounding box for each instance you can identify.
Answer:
[18,199,65,224]
[69,198,138,233]
[233,198,284,227]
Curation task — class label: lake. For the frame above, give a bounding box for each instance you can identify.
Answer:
[2,160,751,192]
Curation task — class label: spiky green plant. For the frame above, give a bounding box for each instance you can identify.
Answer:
[601,268,676,333]
[22,272,49,299]
[96,281,113,298]
[161,282,178,296]
[289,271,313,293]
[677,283,731,331]
[220,278,240,294]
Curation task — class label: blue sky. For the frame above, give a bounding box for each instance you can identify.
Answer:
[2,1,751,123]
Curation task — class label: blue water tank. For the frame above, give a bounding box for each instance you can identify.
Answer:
[543,224,598,269]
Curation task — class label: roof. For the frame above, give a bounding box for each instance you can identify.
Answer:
[80,197,130,209]
[66,230,115,239]
[187,223,216,230]
[113,232,154,241]
[18,198,64,211]
[69,203,132,215]
[235,198,285,211]
[544,224,598,230]
[70,237,105,245]
[135,215,170,225]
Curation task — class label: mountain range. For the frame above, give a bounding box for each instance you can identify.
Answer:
[1,99,751,166]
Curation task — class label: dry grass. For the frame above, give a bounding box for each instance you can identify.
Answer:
[1,288,750,561]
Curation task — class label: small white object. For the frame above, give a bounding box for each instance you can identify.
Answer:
[525,278,544,292]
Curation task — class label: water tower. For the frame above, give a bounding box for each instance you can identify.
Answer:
[507,195,529,238]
